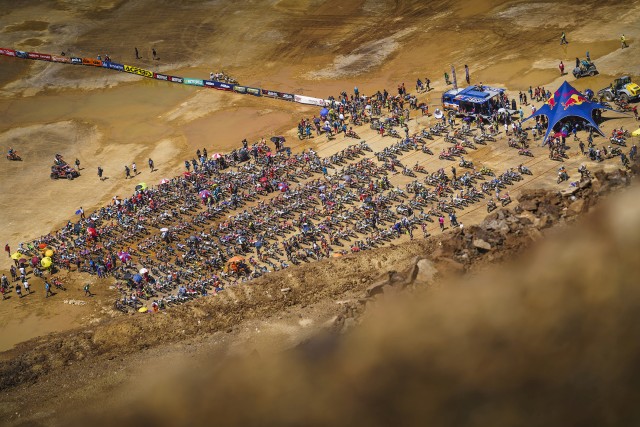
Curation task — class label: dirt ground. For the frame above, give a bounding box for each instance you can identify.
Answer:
[0,0,640,424]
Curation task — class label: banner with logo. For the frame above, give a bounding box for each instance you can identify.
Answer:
[154,72,168,81]
[16,50,28,59]
[51,55,70,63]
[213,81,233,91]
[28,52,51,61]
[168,76,183,84]
[234,85,247,94]
[203,80,216,88]
[262,89,294,101]
[106,62,124,71]
[294,94,326,106]
[124,64,153,78]
[184,77,204,87]
[70,57,83,64]
[82,58,102,67]
[246,87,261,96]
[0,48,16,56]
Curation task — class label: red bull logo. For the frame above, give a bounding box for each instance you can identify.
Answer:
[546,97,556,109]
[563,94,588,109]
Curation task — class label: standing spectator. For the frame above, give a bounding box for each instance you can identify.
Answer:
[148,158,154,172]
[45,281,52,298]
[464,64,470,84]
[23,279,30,295]
[98,166,104,180]
[132,162,137,176]
[560,32,568,45]
[15,282,22,298]
[79,206,85,220]
[439,216,445,232]
[4,243,9,257]
[559,61,565,75]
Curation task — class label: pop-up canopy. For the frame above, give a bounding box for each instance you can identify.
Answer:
[525,81,615,140]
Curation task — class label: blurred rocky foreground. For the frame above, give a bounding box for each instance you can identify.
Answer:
[3,164,640,426]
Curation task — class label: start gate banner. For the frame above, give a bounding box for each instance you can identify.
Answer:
[262,89,294,101]
[184,77,204,87]
[213,81,233,91]
[51,55,70,63]
[0,48,16,56]
[28,52,51,61]
[70,57,83,64]
[294,94,326,106]
[82,57,102,67]
[246,87,261,96]
[106,62,124,71]
[124,64,153,78]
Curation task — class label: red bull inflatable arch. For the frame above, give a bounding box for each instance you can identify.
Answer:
[524,81,617,141]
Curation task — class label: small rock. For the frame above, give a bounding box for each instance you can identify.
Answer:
[473,239,492,251]
[518,199,539,212]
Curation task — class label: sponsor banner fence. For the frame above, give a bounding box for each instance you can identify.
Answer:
[184,77,204,86]
[106,62,124,71]
[246,87,261,96]
[294,94,327,106]
[214,82,233,91]
[82,57,102,67]
[3,46,334,106]
[124,64,153,78]
[28,52,51,61]
[0,48,16,56]
[51,55,70,63]
[262,89,294,101]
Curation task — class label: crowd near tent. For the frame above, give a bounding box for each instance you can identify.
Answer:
[525,81,617,141]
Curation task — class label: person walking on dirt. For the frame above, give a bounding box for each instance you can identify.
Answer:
[125,165,131,179]
[560,32,568,45]
[464,64,470,84]
[75,158,80,170]
[23,279,30,295]
[444,72,450,85]
[621,34,628,49]
[15,282,22,298]
[97,166,104,180]
[559,61,565,75]
[152,48,157,59]
[79,206,85,220]
[425,78,431,91]
[4,243,9,257]
[135,47,140,59]
[132,162,137,176]
[439,216,445,232]
[148,158,154,172]
[45,281,52,298]
[84,283,92,297]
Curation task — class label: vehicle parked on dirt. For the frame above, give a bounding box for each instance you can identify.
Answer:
[572,60,598,79]
[597,76,640,103]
